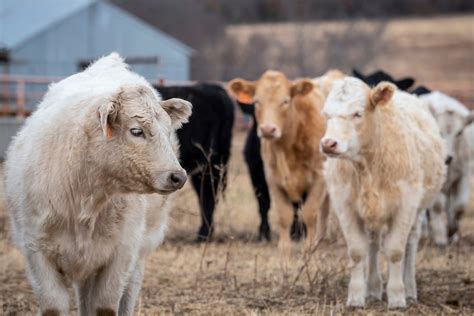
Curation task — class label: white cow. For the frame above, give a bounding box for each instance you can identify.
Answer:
[321,78,445,309]
[4,53,191,315]
[420,91,473,245]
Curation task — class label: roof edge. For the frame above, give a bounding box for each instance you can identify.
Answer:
[104,1,195,56]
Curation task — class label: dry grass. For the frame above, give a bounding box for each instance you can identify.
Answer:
[1,130,474,315]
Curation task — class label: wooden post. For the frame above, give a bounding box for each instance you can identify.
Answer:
[16,80,25,117]
[1,64,10,115]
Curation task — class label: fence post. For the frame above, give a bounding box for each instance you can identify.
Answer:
[16,80,25,117]
[1,71,10,115]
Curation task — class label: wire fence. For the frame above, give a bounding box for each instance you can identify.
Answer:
[0,74,472,119]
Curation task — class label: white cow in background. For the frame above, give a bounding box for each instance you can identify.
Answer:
[420,91,474,245]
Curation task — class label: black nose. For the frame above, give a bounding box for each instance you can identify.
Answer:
[445,156,453,165]
[168,171,187,189]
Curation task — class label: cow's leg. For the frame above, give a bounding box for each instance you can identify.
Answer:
[76,274,95,316]
[447,175,469,240]
[384,205,418,309]
[340,217,368,307]
[119,260,145,316]
[25,250,70,315]
[271,186,294,263]
[420,209,429,240]
[428,194,448,246]
[245,160,271,241]
[315,194,330,244]
[404,212,423,302]
[366,232,382,300]
[244,133,271,241]
[89,251,135,315]
[300,180,328,252]
[290,207,305,241]
[192,173,216,242]
[300,204,316,252]
[256,183,271,241]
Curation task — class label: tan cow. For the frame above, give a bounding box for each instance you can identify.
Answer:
[228,70,329,259]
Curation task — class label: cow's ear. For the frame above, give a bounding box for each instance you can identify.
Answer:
[291,79,314,97]
[412,86,431,96]
[160,98,192,129]
[370,81,396,108]
[352,69,365,81]
[98,99,120,140]
[395,78,415,91]
[464,111,474,128]
[227,79,256,104]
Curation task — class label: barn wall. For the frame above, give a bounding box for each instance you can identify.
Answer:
[10,2,190,81]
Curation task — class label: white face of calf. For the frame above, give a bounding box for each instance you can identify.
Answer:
[321,77,395,160]
[96,85,192,194]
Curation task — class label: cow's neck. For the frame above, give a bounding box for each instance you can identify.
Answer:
[275,107,311,154]
[355,106,412,185]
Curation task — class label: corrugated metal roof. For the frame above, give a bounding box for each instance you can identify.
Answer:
[0,0,193,55]
[0,0,94,49]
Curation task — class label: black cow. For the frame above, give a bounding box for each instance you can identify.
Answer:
[237,101,271,241]
[155,83,234,242]
[352,69,415,91]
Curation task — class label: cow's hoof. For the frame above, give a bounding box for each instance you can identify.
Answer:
[388,297,406,309]
[346,297,365,309]
[406,297,417,305]
[433,235,448,247]
[347,292,365,308]
[447,225,459,239]
[290,221,306,241]
[258,224,271,242]
[196,226,213,243]
[367,280,383,301]
[366,293,382,302]
[195,235,210,243]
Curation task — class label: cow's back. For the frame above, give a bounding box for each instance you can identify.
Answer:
[394,92,446,208]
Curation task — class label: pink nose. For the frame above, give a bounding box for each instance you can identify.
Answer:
[259,124,277,137]
[321,138,338,153]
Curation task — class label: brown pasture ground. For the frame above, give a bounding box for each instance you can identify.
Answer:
[0,130,473,315]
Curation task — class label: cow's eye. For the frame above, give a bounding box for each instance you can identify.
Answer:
[130,128,145,138]
[353,112,362,118]
[456,130,463,137]
[282,99,290,106]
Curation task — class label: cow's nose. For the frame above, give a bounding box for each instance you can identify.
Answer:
[168,170,187,189]
[445,155,453,165]
[321,138,338,153]
[260,124,277,137]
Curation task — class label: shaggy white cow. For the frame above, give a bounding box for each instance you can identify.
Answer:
[419,91,474,245]
[321,78,445,309]
[4,53,191,316]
